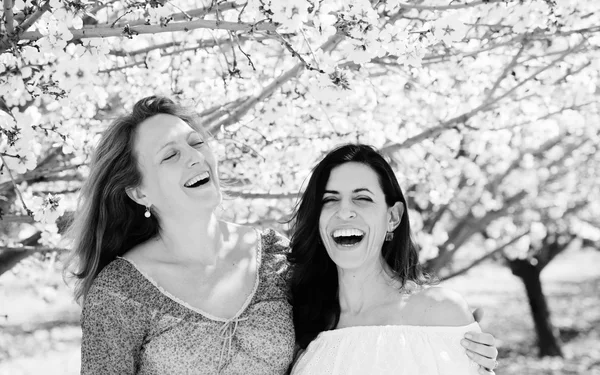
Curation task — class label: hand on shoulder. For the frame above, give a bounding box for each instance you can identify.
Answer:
[405,286,475,327]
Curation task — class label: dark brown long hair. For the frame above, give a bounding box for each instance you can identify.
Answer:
[288,144,430,349]
[65,96,206,303]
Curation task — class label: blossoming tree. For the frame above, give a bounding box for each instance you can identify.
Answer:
[1,0,599,357]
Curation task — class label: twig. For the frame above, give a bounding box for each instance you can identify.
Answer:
[236,38,256,71]
[300,27,319,68]
[272,31,323,73]
[110,10,133,28]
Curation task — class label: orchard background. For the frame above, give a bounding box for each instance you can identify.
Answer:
[1,0,599,374]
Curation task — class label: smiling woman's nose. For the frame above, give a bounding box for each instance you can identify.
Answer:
[186,146,204,167]
[336,203,356,219]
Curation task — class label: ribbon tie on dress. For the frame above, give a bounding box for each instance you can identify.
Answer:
[217,316,249,372]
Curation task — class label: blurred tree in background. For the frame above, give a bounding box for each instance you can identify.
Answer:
[1,0,599,360]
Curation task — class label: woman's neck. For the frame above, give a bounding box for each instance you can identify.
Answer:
[337,259,399,316]
[157,212,224,265]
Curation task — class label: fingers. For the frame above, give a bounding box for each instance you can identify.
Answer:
[465,331,496,348]
[472,308,484,323]
[465,350,497,373]
[461,337,498,360]
[478,366,495,375]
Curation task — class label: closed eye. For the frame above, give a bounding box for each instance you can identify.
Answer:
[322,197,337,204]
[163,152,178,161]
[192,141,204,147]
[355,196,373,202]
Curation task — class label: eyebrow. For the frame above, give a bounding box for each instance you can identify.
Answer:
[324,188,373,195]
[156,131,199,154]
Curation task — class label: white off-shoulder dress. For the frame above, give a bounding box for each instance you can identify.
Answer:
[291,322,481,375]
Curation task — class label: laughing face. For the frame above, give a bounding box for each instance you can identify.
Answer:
[128,113,221,218]
[319,162,402,271]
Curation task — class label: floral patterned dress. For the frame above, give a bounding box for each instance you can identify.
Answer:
[80,229,295,374]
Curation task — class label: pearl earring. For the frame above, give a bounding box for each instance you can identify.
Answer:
[144,206,151,218]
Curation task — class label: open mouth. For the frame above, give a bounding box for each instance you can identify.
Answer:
[331,228,365,246]
[184,171,210,188]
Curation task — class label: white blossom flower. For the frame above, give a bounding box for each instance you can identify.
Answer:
[433,16,467,45]
[83,38,111,57]
[269,0,311,31]
[31,194,66,224]
[345,0,378,23]
[397,44,425,67]
[1,148,37,174]
[39,223,62,247]
[309,69,354,103]
[341,38,373,64]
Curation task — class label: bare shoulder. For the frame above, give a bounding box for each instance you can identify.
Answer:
[222,221,257,242]
[404,286,475,326]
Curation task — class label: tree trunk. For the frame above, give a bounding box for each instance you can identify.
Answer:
[509,258,563,357]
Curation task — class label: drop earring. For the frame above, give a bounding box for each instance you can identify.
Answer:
[144,206,151,218]
[385,231,394,241]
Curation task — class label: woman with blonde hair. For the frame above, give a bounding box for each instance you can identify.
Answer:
[69,96,497,374]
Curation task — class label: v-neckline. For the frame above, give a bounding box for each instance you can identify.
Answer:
[118,228,262,322]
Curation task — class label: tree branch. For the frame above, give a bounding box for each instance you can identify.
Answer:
[485,130,567,193]
[0,214,34,223]
[16,0,50,33]
[207,33,344,135]
[4,0,14,34]
[19,19,278,42]
[108,2,242,29]
[487,38,587,106]
[397,0,504,11]
[484,41,527,102]
[427,190,529,273]
[440,231,528,281]
[553,61,592,85]
[224,191,299,200]
[380,38,588,156]
[108,34,262,57]
[0,163,84,193]
[0,245,69,253]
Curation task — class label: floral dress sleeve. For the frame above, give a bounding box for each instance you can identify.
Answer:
[261,228,292,285]
[80,285,150,374]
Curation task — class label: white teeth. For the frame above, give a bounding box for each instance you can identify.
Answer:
[332,228,365,238]
[184,171,209,187]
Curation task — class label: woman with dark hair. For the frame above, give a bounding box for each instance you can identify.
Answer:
[289,144,498,374]
[69,97,497,374]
